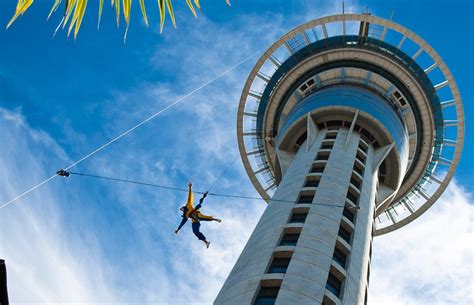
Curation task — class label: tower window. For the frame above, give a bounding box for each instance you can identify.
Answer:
[360,129,375,144]
[279,233,300,246]
[311,164,325,173]
[333,247,348,268]
[326,272,343,297]
[316,152,329,160]
[304,179,319,187]
[346,189,359,205]
[343,206,355,223]
[297,194,314,204]
[350,177,361,189]
[254,286,280,305]
[320,142,334,150]
[325,131,337,139]
[358,141,368,153]
[289,212,308,223]
[356,149,366,163]
[338,225,352,244]
[353,162,364,177]
[322,296,336,305]
[267,257,291,273]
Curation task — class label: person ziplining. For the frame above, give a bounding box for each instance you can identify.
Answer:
[174,182,221,248]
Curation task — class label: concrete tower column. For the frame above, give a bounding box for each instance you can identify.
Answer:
[215,122,387,305]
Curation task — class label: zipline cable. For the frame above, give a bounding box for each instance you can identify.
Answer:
[0,175,58,209]
[61,171,359,210]
[69,171,191,193]
[205,139,253,193]
[0,48,264,210]
[62,48,264,172]
[206,153,241,193]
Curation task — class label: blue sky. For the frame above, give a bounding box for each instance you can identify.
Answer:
[0,0,473,304]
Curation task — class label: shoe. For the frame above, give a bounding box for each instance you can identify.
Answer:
[205,241,211,248]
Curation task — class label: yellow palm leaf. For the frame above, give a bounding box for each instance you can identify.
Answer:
[139,0,149,27]
[185,0,197,18]
[73,0,88,38]
[98,0,104,29]
[19,0,33,15]
[6,0,34,29]
[157,0,166,33]
[165,0,176,28]
[123,0,132,42]
[67,0,81,36]
[48,0,62,20]
[63,0,78,30]
[8,0,231,37]
[115,0,121,26]
[123,0,132,25]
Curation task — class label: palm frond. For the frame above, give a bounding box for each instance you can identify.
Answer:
[7,0,231,38]
[48,0,62,20]
[139,0,149,27]
[185,0,197,18]
[123,0,132,42]
[73,0,88,38]
[115,0,121,27]
[165,0,176,29]
[98,0,104,29]
[62,0,78,30]
[157,0,166,33]
[6,0,34,29]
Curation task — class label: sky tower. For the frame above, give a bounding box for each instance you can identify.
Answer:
[214,13,464,305]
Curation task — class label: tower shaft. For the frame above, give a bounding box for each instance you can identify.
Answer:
[215,127,380,305]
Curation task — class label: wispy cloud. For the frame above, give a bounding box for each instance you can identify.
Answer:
[369,181,474,305]
[0,108,116,303]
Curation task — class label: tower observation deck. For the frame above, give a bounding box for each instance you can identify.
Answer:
[214,13,464,305]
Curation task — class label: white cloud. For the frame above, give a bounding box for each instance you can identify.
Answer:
[0,108,116,303]
[369,181,474,305]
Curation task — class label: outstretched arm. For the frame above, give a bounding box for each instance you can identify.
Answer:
[175,217,188,234]
[185,181,194,210]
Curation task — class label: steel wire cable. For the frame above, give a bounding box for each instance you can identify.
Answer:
[62,171,354,209]
[0,48,264,209]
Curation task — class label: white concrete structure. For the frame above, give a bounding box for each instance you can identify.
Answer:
[215,13,464,305]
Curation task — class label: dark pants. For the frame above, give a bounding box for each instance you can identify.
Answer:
[192,222,207,241]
